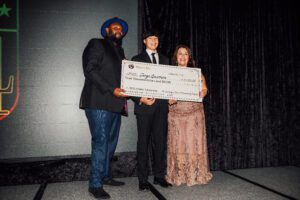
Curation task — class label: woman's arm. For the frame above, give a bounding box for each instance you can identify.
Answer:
[200,73,208,98]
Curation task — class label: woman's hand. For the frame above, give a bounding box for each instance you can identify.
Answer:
[200,88,208,98]
[169,99,177,105]
[200,73,208,98]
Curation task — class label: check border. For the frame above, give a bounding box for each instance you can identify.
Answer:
[121,60,202,102]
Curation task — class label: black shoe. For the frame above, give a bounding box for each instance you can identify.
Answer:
[88,187,110,199]
[153,177,172,188]
[139,181,150,191]
[104,179,125,186]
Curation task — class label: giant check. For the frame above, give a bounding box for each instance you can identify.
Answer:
[121,60,202,102]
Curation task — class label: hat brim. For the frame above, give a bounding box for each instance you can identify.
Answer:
[101,17,128,37]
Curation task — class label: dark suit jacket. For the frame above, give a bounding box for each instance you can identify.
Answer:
[131,50,169,114]
[79,38,126,113]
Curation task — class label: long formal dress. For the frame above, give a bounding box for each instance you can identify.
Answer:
[166,101,213,186]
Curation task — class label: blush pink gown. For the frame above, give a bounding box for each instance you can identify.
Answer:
[166,101,213,186]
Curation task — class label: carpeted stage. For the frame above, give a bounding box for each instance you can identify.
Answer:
[0,166,299,200]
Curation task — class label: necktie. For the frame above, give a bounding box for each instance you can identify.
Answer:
[151,53,157,64]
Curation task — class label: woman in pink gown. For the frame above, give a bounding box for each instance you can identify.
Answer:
[166,45,213,186]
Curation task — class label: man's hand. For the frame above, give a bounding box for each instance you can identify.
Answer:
[113,88,129,98]
[140,97,155,106]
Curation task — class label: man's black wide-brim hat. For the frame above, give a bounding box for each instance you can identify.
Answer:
[100,17,128,37]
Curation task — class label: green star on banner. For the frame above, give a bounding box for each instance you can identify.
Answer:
[0,1,16,30]
[0,3,11,17]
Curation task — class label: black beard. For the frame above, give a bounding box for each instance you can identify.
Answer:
[106,34,123,46]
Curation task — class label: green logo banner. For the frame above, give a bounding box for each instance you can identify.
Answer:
[0,0,19,120]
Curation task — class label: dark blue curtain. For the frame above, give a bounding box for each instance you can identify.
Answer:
[140,0,299,170]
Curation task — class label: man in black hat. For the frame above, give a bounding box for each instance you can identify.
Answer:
[131,30,171,190]
[80,17,129,199]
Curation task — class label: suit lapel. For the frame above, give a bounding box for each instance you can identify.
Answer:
[158,54,164,64]
[102,39,123,60]
[141,51,152,63]
[100,39,123,82]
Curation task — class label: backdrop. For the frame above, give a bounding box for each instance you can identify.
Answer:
[0,0,138,160]
[141,0,299,170]
[1,0,299,172]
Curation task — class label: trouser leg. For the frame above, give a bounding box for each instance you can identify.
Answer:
[152,109,168,179]
[136,114,152,183]
[104,113,121,181]
[85,109,119,188]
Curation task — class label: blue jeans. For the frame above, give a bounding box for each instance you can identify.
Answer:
[85,109,121,188]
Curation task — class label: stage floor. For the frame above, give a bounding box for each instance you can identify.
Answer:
[0,166,299,200]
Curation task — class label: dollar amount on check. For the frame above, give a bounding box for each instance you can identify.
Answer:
[121,60,202,102]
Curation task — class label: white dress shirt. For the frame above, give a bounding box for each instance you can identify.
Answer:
[146,49,159,64]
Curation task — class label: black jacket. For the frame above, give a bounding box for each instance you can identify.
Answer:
[131,50,169,114]
[79,38,126,113]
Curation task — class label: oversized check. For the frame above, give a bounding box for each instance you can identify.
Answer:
[121,60,202,102]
